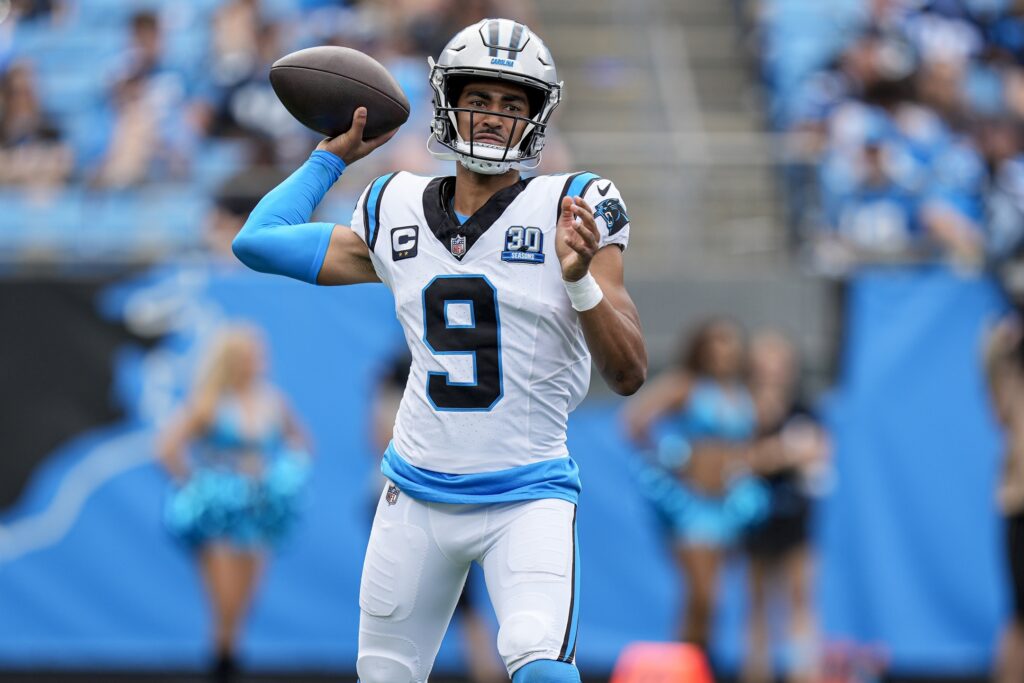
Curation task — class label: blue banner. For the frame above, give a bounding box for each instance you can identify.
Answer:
[819,266,1009,673]
[0,264,1014,675]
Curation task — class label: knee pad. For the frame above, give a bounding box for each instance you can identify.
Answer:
[496,612,549,660]
[512,659,581,683]
[357,654,414,683]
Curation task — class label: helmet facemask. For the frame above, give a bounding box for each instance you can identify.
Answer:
[427,60,561,175]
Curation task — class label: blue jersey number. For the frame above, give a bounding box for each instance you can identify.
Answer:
[422,275,503,411]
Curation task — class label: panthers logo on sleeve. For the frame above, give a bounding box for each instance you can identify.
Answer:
[595,198,629,236]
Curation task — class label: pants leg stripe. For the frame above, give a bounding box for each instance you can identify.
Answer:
[558,506,579,662]
[567,520,580,662]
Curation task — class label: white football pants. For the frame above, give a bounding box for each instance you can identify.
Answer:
[356,482,580,683]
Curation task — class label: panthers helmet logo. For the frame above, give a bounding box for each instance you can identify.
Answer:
[595,198,629,236]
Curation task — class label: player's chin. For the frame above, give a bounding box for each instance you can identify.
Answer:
[471,136,509,148]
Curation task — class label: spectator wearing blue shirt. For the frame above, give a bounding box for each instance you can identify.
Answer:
[0,61,72,187]
[91,10,199,186]
[986,7,1024,65]
[978,118,1024,309]
[919,134,988,268]
[820,104,923,257]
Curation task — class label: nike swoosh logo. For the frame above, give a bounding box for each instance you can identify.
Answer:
[597,182,611,197]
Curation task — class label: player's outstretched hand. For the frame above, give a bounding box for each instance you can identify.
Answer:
[316,107,398,165]
[556,195,600,282]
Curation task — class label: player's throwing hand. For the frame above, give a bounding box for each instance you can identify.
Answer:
[315,107,397,164]
[556,195,601,282]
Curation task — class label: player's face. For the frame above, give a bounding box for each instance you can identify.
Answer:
[705,322,744,379]
[455,80,530,150]
[234,336,266,387]
[749,334,794,387]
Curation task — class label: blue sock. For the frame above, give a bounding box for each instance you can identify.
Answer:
[512,659,581,683]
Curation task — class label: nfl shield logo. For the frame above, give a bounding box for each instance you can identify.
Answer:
[386,484,400,505]
[451,234,467,257]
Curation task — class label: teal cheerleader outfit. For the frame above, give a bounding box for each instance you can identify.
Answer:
[165,390,310,548]
[634,380,767,545]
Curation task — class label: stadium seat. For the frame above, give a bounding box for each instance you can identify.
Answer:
[72,0,166,28]
[192,140,248,187]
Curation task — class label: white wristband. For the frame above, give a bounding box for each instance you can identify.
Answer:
[563,272,604,312]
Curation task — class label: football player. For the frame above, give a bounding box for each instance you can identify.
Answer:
[233,18,647,683]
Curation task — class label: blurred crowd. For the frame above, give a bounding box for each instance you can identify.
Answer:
[747,0,1024,287]
[0,0,545,259]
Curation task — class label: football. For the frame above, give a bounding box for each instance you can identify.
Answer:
[269,46,411,139]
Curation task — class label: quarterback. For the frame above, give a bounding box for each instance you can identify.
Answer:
[233,18,647,683]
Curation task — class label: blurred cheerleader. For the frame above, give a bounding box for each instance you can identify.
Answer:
[624,318,767,655]
[158,324,311,682]
[742,330,829,683]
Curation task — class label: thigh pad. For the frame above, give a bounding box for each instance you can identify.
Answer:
[360,522,428,620]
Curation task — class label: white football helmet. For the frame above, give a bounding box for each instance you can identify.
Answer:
[427,18,562,175]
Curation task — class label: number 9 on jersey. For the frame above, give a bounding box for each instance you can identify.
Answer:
[422,275,503,411]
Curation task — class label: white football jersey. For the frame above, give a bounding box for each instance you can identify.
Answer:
[348,171,630,503]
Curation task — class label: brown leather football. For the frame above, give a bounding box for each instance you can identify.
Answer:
[270,46,410,139]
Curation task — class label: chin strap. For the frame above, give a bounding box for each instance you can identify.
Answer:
[426,133,457,162]
[518,152,542,171]
[426,133,540,175]
[458,155,513,175]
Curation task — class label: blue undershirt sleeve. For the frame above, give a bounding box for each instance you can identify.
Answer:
[231,150,347,284]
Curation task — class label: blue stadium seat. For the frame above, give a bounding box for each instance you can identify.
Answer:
[36,72,108,120]
[74,187,207,257]
[9,22,59,55]
[191,140,248,187]
[760,0,865,118]
[140,188,209,247]
[0,0,338,262]
[0,186,207,259]
[71,0,166,28]
[165,28,209,74]
[261,0,305,21]
[0,190,32,251]
[0,188,85,257]
[62,106,115,173]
